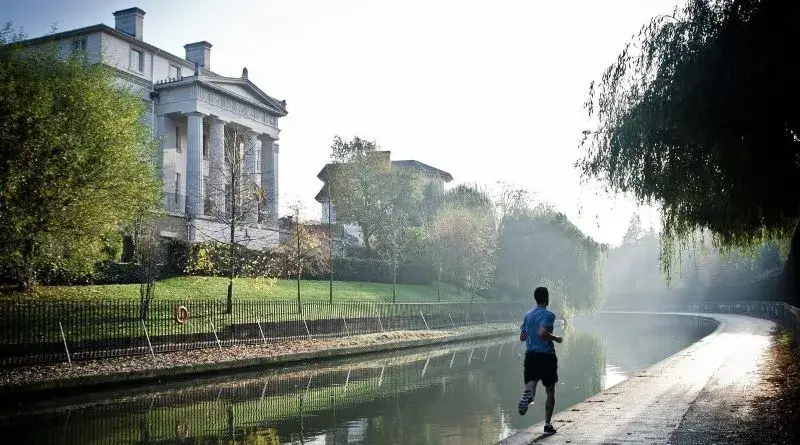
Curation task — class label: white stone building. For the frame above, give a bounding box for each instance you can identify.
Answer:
[22,7,287,248]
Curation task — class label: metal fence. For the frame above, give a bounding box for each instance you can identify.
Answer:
[0,299,528,367]
[685,301,800,336]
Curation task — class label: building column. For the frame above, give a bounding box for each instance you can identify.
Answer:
[244,131,261,222]
[259,135,279,226]
[208,117,225,217]
[185,112,205,218]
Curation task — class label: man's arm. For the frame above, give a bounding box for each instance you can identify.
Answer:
[539,328,562,343]
[520,330,528,342]
[538,314,562,344]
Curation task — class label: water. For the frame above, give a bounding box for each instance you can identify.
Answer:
[0,313,714,444]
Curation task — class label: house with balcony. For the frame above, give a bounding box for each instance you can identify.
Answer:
[315,152,453,244]
[21,7,287,248]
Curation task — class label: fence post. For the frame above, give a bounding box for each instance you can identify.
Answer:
[141,319,155,358]
[376,311,384,332]
[257,321,267,345]
[482,311,487,324]
[378,362,386,387]
[419,310,430,331]
[421,356,430,378]
[303,318,311,340]
[58,321,72,366]
[448,313,456,329]
[449,350,456,369]
[342,317,350,336]
[209,319,222,350]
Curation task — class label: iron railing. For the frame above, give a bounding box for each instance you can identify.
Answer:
[0,299,528,367]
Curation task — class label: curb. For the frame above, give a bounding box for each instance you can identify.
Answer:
[1,325,516,398]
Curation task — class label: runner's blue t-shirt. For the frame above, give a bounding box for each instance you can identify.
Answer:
[520,306,556,354]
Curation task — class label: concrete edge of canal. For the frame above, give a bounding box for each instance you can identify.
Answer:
[496,312,780,445]
[0,324,517,398]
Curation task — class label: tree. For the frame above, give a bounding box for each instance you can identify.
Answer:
[327,136,423,258]
[578,0,799,281]
[277,204,330,313]
[129,210,163,321]
[0,26,160,289]
[429,201,496,301]
[202,125,264,313]
[495,204,604,313]
[622,215,644,246]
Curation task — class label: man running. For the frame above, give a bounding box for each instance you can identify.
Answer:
[518,286,562,436]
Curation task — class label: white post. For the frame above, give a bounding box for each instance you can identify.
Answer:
[261,379,269,400]
[482,311,487,323]
[303,318,311,340]
[343,368,351,394]
[378,362,386,387]
[342,317,350,336]
[419,310,430,331]
[141,319,155,358]
[448,313,456,329]
[421,357,430,378]
[449,351,456,369]
[257,321,267,345]
[376,311,384,332]
[209,319,222,350]
[58,321,71,366]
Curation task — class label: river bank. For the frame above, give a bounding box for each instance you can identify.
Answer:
[498,312,787,445]
[0,323,515,397]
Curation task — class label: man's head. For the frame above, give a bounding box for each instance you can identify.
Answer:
[534,286,549,307]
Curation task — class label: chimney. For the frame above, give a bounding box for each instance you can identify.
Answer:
[184,41,212,70]
[113,7,145,40]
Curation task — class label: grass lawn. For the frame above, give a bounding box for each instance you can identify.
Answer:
[11,276,487,303]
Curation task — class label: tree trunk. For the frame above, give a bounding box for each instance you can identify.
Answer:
[392,255,397,303]
[227,179,236,315]
[17,238,36,291]
[297,267,302,314]
[783,220,800,306]
[363,228,373,258]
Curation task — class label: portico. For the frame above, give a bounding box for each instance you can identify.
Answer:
[154,68,286,239]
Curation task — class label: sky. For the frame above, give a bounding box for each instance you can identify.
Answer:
[1,0,681,246]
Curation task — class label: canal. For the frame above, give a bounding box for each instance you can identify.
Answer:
[0,313,716,444]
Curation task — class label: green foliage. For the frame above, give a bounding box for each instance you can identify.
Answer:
[328,136,424,258]
[495,206,604,312]
[0,25,160,288]
[429,190,496,299]
[185,242,280,278]
[578,0,799,279]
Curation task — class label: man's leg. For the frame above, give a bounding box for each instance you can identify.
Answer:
[544,383,556,425]
[518,380,536,415]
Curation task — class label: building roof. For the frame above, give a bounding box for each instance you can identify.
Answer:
[314,157,453,203]
[18,24,288,115]
[391,160,453,182]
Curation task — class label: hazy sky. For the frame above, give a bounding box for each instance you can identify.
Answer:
[2,0,680,246]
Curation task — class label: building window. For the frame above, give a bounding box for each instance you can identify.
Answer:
[72,38,87,53]
[175,126,181,152]
[168,64,182,79]
[129,48,144,72]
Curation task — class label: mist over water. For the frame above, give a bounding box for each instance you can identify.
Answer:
[0,314,714,445]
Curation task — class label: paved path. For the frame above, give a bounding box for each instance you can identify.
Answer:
[498,313,774,445]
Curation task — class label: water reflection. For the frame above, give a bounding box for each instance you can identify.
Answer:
[0,313,713,444]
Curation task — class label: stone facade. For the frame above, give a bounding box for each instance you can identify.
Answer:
[23,7,288,248]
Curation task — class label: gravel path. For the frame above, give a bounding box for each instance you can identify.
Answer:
[0,324,513,390]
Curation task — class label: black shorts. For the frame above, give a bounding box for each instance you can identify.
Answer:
[524,351,558,387]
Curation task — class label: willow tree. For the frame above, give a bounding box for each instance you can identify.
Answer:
[0,26,160,289]
[578,0,799,284]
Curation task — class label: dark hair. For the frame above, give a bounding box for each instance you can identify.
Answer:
[534,286,549,305]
